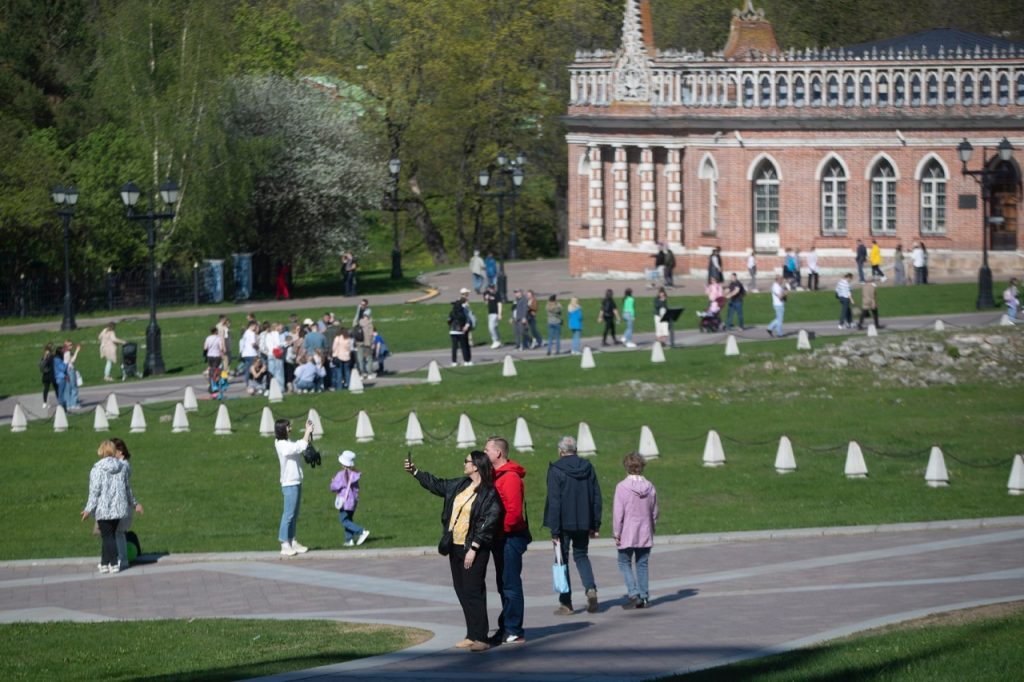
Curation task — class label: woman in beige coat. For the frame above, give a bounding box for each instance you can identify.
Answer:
[98,322,125,382]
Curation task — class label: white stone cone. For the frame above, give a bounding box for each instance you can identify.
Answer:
[650,341,666,363]
[11,404,27,432]
[924,446,949,487]
[213,404,232,435]
[104,393,120,419]
[183,386,198,412]
[724,335,740,356]
[259,407,275,437]
[268,378,284,403]
[577,422,597,456]
[513,417,533,452]
[307,408,324,440]
[867,323,878,338]
[702,429,725,467]
[93,405,110,432]
[581,347,596,369]
[456,413,476,448]
[844,441,868,478]
[774,435,797,473]
[172,403,190,433]
[934,319,945,331]
[427,360,442,384]
[405,411,424,445]
[355,410,374,443]
[1000,314,1014,326]
[349,369,365,394]
[502,355,517,377]
[797,329,812,351]
[129,404,146,434]
[638,425,659,460]
[53,406,69,433]
[1007,454,1024,495]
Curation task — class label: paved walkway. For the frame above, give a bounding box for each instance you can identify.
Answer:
[1,518,1021,680]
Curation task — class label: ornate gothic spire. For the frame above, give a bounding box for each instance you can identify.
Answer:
[613,0,653,103]
[723,0,779,60]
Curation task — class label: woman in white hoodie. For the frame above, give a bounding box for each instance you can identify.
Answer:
[80,440,129,574]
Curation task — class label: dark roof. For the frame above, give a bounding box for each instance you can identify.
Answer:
[837,28,1024,57]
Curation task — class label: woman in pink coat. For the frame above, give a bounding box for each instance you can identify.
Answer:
[612,452,658,609]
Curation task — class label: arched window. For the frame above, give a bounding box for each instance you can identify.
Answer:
[760,75,772,107]
[743,76,755,107]
[828,76,839,106]
[811,76,822,106]
[920,160,947,235]
[753,161,780,239]
[926,74,939,105]
[894,75,906,106]
[910,74,922,106]
[794,76,806,107]
[1017,73,1024,105]
[861,74,872,106]
[821,159,847,234]
[844,75,856,106]
[871,160,897,234]
[699,157,718,234]
[980,73,992,105]
[877,75,889,106]
[776,75,789,107]
[998,73,1010,105]
[944,74,957,105]
[962,74,974,106]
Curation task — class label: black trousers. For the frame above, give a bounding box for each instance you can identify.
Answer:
[450,334,471,363]
[449,546,490,641]
[858,307,879,328]
[807,272,819,291]
[97,519,119,566]
[602,318,617,344]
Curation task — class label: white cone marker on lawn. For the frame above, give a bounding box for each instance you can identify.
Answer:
[650,341,666,363]
[93,405,110,432]
[514,417,533,452]
[183,386,198,412]
[268,379,284,403]
[638,425,659,460]
[934,319,945,332]
[924,446,949,487]
[427,361,442,384]
[355,410,374,443]
[774,436,796,473]
[867,323,878,338]
[259,407,274,437]
[172,403,190,433]
[1007,454,1024,496]
[702,429,725,467]
[307,409,324,440]
[581,347,596,369]
[129,404,146,434]
[456,413,476,448]
[348,369,365,394]
[11,404,27,433]
[844,441,868,478]
[105,393,120,419]
[725,335,740,356]
[502,355,517,377]
[797,330,812,351]
[577,422,597,457]
[405,412,424,445]
[214,404,232,435]
[53,406,69,433]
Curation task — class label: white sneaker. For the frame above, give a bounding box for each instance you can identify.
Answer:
[280,542,298,557]
[490,341,501,349]
[625,342,637,348]
[98,564,108,574]
[108,564,120,574]
[464,361,473,367]
[451,362,458,367]
[356,529,370,546]
[343,540,355,547]
[291,540,309,554]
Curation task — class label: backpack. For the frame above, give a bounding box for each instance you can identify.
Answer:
[352,325,365,343]
[448,301,467,331]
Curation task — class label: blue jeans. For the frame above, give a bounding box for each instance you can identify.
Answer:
[857,261,866,282]
[55,378,66,408]
[279,484,301,543]
[557,531,596,608]
[725,300,744,329]
[331,361,350,390]
[571,329,581,354]
[64,370,79,408]
[338,509,363,543]
[623,312,634,343]
[241,356,255,386]
[294,378,317,392]
[768,304,785,336]
[268,357,284,391]
[492,533,529,637]
[547,324,562,355]
[472,273,484,293]
[618,547,651,600]
[839,298,852,326]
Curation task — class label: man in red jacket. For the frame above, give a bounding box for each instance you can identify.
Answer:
[485,436,531,645]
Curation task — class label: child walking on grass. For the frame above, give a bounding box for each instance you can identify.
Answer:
[612,452,659,609]
[330,450,370,547]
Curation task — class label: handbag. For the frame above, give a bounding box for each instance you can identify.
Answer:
[437,529,454,556]
[76,370,84,387]
[551,539,570,594]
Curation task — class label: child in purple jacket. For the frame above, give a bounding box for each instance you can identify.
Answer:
[612,452,659,609]
[330,450,370,547]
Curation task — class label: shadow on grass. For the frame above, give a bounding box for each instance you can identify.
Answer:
[135,650,378,682]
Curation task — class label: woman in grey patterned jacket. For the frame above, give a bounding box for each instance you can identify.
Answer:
[80,441,129,574]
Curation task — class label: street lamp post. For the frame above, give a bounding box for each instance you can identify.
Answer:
[51,184,79,330]
[388,157,403,280]
[957,137,1014,309]
[119,179,179,376]
[477,151,526,302]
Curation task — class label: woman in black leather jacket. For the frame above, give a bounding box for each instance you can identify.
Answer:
[405,449,504,652]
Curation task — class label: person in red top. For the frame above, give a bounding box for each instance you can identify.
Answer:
[484,436,531,645]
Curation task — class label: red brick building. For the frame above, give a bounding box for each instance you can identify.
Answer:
[565,0,1024,280]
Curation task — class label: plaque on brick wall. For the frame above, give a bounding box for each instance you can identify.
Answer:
[958,194,978,209]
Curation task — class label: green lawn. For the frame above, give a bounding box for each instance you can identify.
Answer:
[0,619,426,682]
[675,603,1024,681]
[0,282,992,398]
[2,332,1020,561]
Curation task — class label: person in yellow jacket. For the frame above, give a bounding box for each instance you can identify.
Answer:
[869,240,886,282]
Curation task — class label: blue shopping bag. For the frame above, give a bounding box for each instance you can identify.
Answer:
[552,540,570,594]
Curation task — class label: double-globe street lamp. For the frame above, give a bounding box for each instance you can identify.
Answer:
[477,150,526,301]
[51,184,79,330]
[119,179,179,376]
[956,137,1014,309]
[388,157,403,280]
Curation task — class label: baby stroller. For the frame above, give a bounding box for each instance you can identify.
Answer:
[697,297,725,333]
[121,342,140,380]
